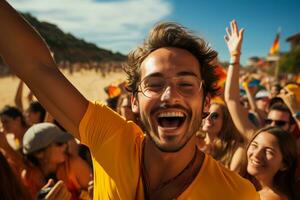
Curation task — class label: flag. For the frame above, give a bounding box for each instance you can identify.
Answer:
[269,32,280,55]
[214,64,227,97]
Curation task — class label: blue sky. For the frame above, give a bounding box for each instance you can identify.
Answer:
[10,0,300,65]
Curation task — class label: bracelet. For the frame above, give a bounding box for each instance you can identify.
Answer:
[230,50,241,57]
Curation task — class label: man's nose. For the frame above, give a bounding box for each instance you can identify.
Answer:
[160,85,180,102]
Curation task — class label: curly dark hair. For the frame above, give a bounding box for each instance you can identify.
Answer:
[123,22,219,97]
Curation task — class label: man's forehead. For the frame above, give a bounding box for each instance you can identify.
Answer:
[268,110,290,120]
[140,47,201,79]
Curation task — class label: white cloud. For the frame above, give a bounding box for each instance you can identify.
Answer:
[10,0,172,54]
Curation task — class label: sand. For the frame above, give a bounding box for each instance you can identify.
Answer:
[0,69,127,110]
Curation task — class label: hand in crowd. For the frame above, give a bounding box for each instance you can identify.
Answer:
[224,20,244,58]
[278,87,299,113]
[43,179,71,200]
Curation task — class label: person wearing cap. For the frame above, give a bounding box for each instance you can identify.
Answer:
[21,122,92,199]
[254,89,270,122]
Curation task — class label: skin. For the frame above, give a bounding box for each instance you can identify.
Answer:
[255,97,270,113]
[202,104,224,140]
[132,47,206,190]
[267,110,290,132]
[36,143,68,175]
[1,115,22,134]
[119,97,136,121]
[25,110,41,125]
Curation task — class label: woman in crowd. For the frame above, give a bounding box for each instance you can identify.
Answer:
[244,126,299,200]
[197,101,245,173]
[116,92,136,121]
[21,122,92,200]
[0,105,28,151]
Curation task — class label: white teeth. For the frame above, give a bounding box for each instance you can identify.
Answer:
[251,159,262,166]
[158,112,184,117]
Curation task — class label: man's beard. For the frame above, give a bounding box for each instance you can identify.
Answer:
[139,105,203,153]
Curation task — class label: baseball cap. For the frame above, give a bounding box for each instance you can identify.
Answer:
[255,90,270,99]
[23,122,73,155]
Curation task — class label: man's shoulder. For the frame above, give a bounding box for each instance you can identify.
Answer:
[189,155,259,199]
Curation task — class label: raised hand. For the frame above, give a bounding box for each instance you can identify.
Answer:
[224,20,245,59]
[278,88,299,113]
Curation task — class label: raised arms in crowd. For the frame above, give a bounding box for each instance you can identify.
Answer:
[224,20,257,142]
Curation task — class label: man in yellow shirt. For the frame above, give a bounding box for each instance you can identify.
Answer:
[0,1,259,199]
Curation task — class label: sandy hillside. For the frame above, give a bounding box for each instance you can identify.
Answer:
[0,69,127,110]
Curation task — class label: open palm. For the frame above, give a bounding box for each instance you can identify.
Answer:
[224,20,244,55]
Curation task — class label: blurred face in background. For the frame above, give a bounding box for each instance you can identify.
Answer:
[25,110,41,126]
[247,131,285,183]
[266,110,290,132]
[202,104,223,138]
[255,97,270,112]
[270,85,280,98]
[39,142,68,165]
[119,96,136,121]
[0,115,21,134]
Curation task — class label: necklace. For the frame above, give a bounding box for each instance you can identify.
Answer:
[141,143,201,200]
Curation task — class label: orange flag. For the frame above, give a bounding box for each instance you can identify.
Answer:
[269,32,280,55]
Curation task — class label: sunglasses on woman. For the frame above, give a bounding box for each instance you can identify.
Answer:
[205,112,219,120]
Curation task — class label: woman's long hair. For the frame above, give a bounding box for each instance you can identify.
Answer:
[244,126,298,200]
[0,151,32,200]
[210,103,244,168]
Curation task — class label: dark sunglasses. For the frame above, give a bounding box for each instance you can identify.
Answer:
[265,119,289,127]
[205,112,219,120]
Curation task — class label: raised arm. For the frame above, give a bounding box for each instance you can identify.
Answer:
[0,1,88,139]
[224,20,256,142]
[14,80,24,111]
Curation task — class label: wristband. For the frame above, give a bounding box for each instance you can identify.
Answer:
[230,50,241,57]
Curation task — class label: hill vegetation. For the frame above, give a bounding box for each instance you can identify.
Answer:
[0,12,126,75]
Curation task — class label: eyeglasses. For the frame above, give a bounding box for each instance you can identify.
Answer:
[205,112,219,120]
[265,119,289,127]
[138,75,203,98]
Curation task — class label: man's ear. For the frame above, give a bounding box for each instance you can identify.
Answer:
[131,94,139,114]
[204,94,211,113]
[289,124,296,133]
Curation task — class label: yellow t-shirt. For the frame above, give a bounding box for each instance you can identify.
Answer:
[79,101,260,200]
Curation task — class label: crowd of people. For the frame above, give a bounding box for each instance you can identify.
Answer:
[0,1,300,199]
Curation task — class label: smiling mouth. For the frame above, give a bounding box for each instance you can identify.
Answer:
[250,159,265,167]
[157,111,186,129]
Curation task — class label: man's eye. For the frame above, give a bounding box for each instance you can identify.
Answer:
[178,82,194,87]
[147,83,164,88]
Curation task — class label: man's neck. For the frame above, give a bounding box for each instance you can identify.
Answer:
[143,136,197,191]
